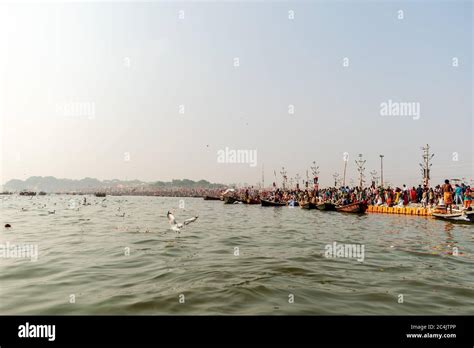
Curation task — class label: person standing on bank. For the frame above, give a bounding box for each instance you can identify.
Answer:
[442,179,454,214]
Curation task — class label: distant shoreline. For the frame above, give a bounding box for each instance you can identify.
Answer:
[0,191,219,198]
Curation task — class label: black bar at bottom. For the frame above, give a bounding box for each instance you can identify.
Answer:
[0,316,472,346]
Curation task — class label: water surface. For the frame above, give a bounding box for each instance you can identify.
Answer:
[1,195,473,314]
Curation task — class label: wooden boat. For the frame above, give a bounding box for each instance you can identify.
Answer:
[316,202,336,211]
[243,198,261,205]
[432,206,448,214]
[300,202,316,209]
[19,191,36,196]
[203,195,220,201]
[465,211,474,222]
[336,201,368,214]
[261,199,286,207]
[223,196,239,204]
[433,211,474,223]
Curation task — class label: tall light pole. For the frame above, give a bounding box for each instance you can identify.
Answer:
[311,161,320,189]
[355,154,366,188]
[280,167,287,190]
[332,173,339,187]
[342,152,349,187]
[370,170,378,187]
[310,161,319,177]
[379,155,384,187]
[419,144,434,187]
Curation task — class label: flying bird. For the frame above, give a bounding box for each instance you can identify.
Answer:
[167,211,198,232]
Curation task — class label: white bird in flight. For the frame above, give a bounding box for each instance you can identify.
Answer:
[167,211,198,232]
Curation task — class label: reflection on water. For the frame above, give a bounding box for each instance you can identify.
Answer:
[0,195,473,315]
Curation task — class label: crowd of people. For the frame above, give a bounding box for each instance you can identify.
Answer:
[220,180,472,211]
[366,181,471,211]
[75,180,472,211]
[260,186,365,206]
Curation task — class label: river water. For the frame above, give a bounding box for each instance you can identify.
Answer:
[1,195,473,315]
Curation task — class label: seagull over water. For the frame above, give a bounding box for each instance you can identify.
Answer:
[167,211,198,232]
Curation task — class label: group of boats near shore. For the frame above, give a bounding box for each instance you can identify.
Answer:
[204,191,369,214]
[203,186,474,223]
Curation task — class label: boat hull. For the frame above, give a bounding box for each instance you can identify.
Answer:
[243,198,261,205]
[316,202,336,211]
[433,212,474,223]
[223,196,238,204]
[300,202,316,209]
[19,192,36,196]
[336,201,368,214]
[261,199,286,207]
[465,211,474,222]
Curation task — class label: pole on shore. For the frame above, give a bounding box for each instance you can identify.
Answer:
[370,170,378,187]
[280,167,287,191]
[355,154,366,189]
[379,155,384,187]
[342,152,349,187]
[419,144,434,187]
[332,173,339,187]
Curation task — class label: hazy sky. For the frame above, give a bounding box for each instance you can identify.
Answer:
[0,0,472,187]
